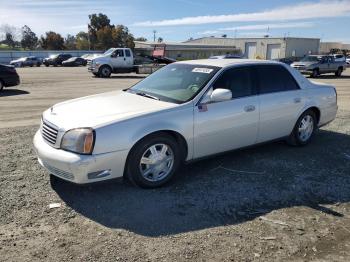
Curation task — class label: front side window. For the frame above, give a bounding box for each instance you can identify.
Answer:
[256,65,299,94]
[212,66,255,99]
[114,50,124,57]
[128,63,220,103]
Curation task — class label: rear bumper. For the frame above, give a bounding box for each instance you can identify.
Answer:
[33,130,128,184]
[4,75,20,87]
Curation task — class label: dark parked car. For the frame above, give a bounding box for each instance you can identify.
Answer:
[0,64,20,92]
[43,54,72,67]
[62,57,87,67]
[10,56,42,67]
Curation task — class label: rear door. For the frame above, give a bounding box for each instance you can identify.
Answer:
[194,66,259,158]
[255,64,305,143]
[124,49,133,68]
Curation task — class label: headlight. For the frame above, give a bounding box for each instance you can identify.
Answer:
[60,128,95,154]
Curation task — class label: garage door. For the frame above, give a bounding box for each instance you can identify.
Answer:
[245,42,257,59]
[266,44,281,60]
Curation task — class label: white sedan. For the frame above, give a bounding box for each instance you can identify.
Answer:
[33,59,338,188]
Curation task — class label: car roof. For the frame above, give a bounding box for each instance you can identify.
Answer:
[176,59,281,68]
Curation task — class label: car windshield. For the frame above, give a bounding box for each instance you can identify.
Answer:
[67,57,76,61]
[300,56,322,62]
[103,48,115,56]
[127,63,220,103]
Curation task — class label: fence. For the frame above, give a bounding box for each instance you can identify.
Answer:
[0,50,103,64]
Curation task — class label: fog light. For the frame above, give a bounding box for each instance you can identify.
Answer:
[87,170,111,179]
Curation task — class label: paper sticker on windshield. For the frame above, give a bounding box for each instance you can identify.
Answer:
[192,68,213,74]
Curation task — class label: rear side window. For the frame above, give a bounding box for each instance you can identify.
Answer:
[256,65,299,94]
[125,49,131,57]
[213,66,255,99]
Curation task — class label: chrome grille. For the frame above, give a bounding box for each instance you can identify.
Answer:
[41,121,58,145]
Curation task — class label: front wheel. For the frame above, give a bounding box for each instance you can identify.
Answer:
[287,110,316,146]
[99,66,112,78]
[125,134,181,188]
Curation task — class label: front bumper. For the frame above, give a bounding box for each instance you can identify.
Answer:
[33,130,129,184]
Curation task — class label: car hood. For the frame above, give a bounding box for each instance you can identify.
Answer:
[291,61,316,67]
[43,90,178,130]
[10,59,23,63]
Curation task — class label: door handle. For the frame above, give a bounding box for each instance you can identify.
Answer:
[244,105,256,112]
[294,97,301,103]
[124,57,126,61]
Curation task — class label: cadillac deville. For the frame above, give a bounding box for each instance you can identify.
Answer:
[33,59,338,188]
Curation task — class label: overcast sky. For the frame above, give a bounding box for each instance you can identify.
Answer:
[1,0,350,43]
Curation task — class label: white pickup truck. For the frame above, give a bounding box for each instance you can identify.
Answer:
[87,48,135,77]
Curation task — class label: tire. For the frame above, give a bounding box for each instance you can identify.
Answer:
[335,67,343,77]
[45,64,49,67]
[99,65,112,78]
[125,133,181,188]
[36,63,41,67]
[0,80,4,93]
[311,68,319,78]
[93,73,100,77]
[49,174,59,189]
[287,110,317,146]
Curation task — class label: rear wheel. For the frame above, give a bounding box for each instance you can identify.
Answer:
[287,110,316,146]
[335,67,343,77]
[311,68,319,78]
[125,134,181,188]
[0,80,4,93]
[99,65,112,78]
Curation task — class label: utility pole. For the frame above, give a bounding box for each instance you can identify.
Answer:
[153,30,157,42]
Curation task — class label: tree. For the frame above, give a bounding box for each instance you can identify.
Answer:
[21,25,38,49]
[40,31,64,50]
[135,37,147,42]
[88,13,113,49]
[0,24,19,48]
[64,34,76,50]
[76,31,90,50]
[4,33,15,48]
[112,25,135,49]
[96,26,115,49]
[157,37,163,43]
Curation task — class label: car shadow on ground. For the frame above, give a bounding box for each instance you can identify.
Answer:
[0,89,29,97]
[307,75,350,79]
[55,129,350,237]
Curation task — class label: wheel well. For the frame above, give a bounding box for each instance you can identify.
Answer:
[123,130,189,178]
[307,106,320,124]
[338,66,343,70]
[132,130,188,160]
[100,64,112,71]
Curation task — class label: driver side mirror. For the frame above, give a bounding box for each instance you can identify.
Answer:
[210,88,232,103]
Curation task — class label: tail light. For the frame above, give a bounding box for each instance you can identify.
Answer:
[7,66,17,73]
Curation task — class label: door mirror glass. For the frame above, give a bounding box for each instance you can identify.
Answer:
[210,88,232,102]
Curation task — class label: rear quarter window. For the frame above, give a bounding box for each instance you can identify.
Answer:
[256,64,300,94]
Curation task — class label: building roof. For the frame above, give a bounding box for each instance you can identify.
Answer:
[177,58,279,68]
[184,36,321,42]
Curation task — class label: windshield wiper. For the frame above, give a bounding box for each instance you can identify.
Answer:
[135,92,160,100]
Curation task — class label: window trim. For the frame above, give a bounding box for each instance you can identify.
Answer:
[254,64,301,95]
[198,64,258,105]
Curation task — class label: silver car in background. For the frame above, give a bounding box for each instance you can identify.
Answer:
[34,59,338,188]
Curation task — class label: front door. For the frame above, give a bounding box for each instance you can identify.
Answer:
[111,49,126,68]
[194,66,259,158]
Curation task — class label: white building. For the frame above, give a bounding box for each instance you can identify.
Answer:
[184,37,320,59]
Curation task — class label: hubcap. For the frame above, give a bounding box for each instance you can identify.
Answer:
[298,115,314,142]
[139,143,174,182]
[102,68,110,76]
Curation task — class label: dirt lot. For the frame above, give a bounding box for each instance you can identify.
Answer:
[0,67,350,261]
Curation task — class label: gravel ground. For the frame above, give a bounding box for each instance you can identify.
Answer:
[1,67,350,261]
